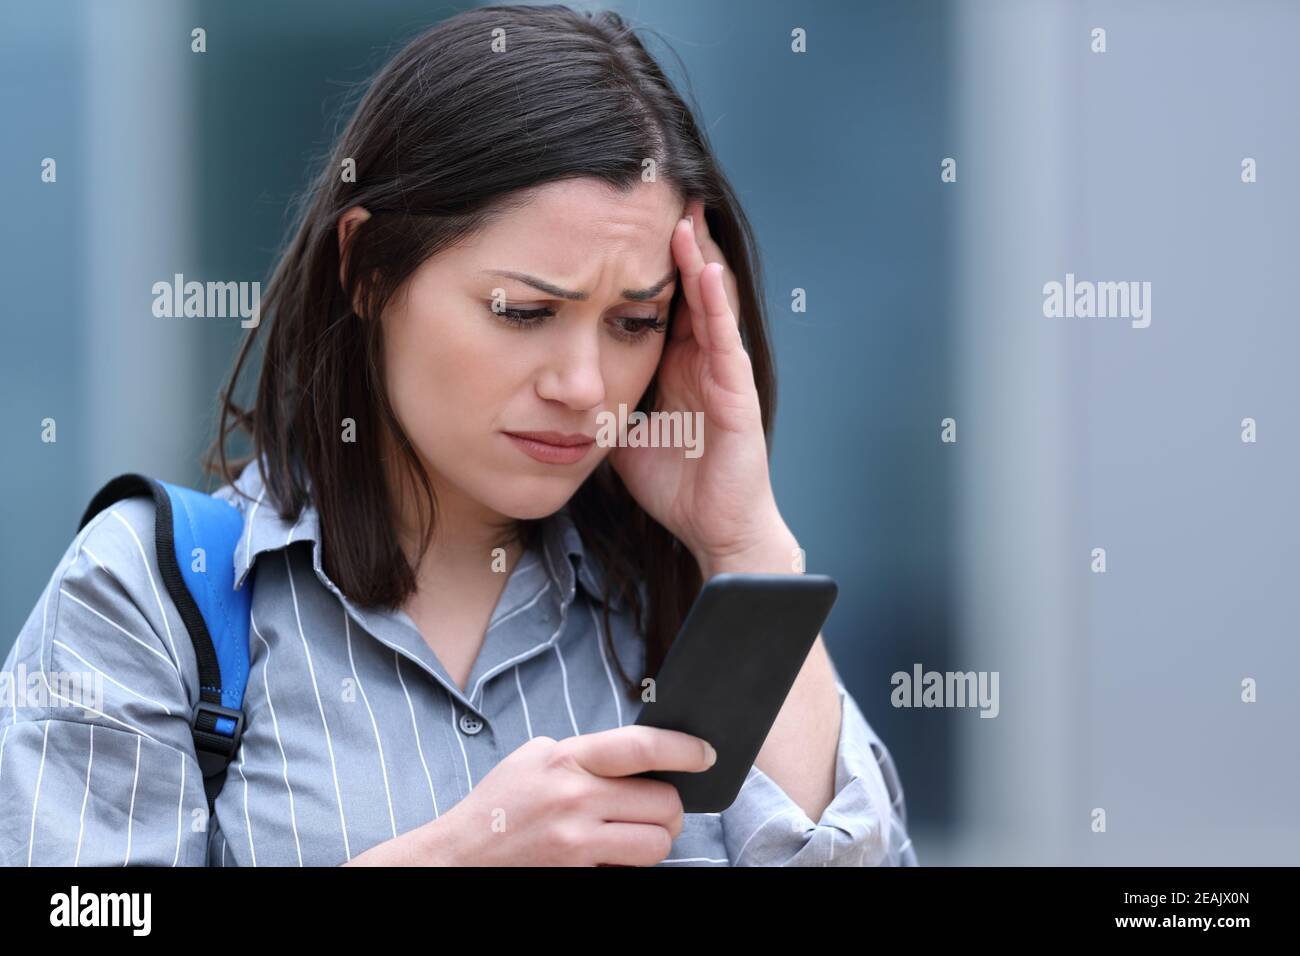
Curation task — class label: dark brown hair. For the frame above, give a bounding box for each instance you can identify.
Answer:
[203,3,777,698]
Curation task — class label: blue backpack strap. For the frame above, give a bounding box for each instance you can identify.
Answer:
[78,473,253,813]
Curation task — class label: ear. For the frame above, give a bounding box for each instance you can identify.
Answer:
[337,205,372,312]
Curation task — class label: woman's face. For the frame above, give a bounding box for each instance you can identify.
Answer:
[366,177,684,523]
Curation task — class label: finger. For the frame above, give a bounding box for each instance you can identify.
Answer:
[700,261,742,352]
[559,724,716,778]
[671,214,711,353]
[700,261,752,395]
[669,283,693,342]
[687,197,707,243]
[688,202,741,323]
[691,197,712,239]
[669,218,698,343]
[588,775,684,833]
[590,821,678,867]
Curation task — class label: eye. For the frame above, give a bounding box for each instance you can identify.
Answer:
[487,303,555,328]
[609,314,668,343]
[485,300,668,342]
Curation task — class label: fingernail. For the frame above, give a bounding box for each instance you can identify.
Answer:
[702,742,717,767]
[686,214,694,229]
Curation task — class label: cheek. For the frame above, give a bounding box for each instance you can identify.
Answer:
[382,296,513,441]
[605,338,666,403]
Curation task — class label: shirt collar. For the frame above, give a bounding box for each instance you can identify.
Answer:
[223,455,621,611]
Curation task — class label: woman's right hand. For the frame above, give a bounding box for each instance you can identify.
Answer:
[345,726,716,866]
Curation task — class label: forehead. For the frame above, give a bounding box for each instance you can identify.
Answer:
[466,177,683,282]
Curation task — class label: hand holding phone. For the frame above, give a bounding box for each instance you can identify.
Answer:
[633,572,839,812]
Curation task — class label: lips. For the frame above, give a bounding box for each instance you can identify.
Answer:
[503,430,596,466]
[503,430,595,447]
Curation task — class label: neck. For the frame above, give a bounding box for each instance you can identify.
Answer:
[384,447,525,581]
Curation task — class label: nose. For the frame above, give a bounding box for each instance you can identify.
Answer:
[535,321,606,411]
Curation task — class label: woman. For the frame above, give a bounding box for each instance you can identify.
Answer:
[0,4,914,867]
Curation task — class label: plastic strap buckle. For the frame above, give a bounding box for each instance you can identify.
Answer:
[191,701,246,777]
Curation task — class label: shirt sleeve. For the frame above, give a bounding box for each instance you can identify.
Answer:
[0,498,210,867]
[720,671,916,867]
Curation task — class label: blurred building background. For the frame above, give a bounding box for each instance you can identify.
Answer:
[2,0,1296,864]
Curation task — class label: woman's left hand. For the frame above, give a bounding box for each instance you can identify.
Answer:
[608,199,799,578]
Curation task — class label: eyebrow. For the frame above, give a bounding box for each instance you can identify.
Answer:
[482,269,677,302]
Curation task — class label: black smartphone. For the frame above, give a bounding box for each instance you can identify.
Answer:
[632,572,839,812]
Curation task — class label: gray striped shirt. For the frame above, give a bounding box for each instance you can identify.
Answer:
[0,458,915,866]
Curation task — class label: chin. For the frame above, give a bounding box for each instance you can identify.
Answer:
[483,480,581,521]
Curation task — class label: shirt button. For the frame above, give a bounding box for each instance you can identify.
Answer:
[458,713,484,736]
